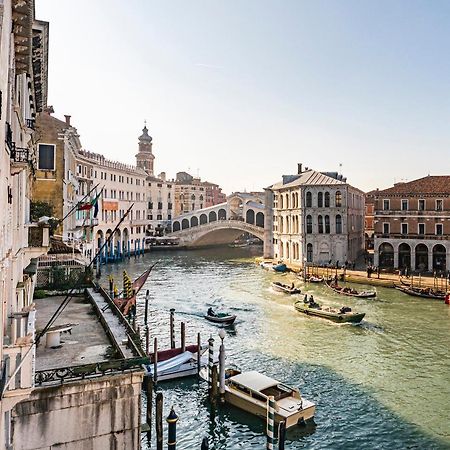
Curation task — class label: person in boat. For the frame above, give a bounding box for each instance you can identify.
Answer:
[304,294,309,304]
[207,307,217,317]
[291,282,294,289]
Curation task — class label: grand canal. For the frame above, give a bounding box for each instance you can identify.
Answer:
[101,248,450,449]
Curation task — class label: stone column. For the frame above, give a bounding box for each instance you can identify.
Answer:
[373,238,379,267]
[447,247,450,271]
[393,249,399,269]
[411,251,416,271]
[428,249,433,272]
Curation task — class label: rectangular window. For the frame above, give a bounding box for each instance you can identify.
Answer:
[401,199,408,211]
[38,144,55,170]
[436,224,443,235]
[383,199,390,211]
[418,199,425,211]
[418,223,425,235]
[401,223,408,235]
[383,223,390,234]
[158,202,163,210]
[436,199,443,211]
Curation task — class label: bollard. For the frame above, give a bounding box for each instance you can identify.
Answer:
[181,322,186,353]
[153,337,158,385]
[197,332,201,376]
[109,275,114,294]
[145,378,153,439]
[144,289,149,325]
[208,336,214,388]
[218,330,226,400]
[266,396,275,450]
[210,364,218,404]
[278,421,286,450]
[156,391,163,450]
[166,407,179,450]
[201,437,209,450]
[170,309,175,349]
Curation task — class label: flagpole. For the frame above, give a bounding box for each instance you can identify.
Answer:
[60,182,101,224]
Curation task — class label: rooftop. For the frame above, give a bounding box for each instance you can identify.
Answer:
[270,169,346,190]
[375,176,450,196]
[35,295,111,371]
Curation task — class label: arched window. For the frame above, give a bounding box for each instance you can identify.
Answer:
[325,192,330,207]
[325,215,330,233]
[191,194,195,200]
[336,215,342,234]
[306,192,312,207]
[199,195,204,201]
[307,243,313,262]
[318,215,323,233]
[318,192,323,208]
[285,194,290,209]
[280,195,284,209]
[306,215,312,234]
[279,216,284,233]
[335,191,342,207]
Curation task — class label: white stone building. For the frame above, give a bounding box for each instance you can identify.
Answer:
[0,2,50,447]
[265,164,365,266]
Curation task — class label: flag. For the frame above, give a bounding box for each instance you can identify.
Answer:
[77,202,92,211]
[92,190,101,218]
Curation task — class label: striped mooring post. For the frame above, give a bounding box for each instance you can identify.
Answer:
[166,407,179,449]
[266,396,275,450]
[170,309,175,349]
[208,336,214,388]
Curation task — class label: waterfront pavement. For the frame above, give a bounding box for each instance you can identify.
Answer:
[256,258,449,289]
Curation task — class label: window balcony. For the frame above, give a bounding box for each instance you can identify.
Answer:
[26,119,35,130]
[10,146,32,175]
[375,233,449,241]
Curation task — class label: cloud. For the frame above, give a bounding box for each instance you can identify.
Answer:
[194,63,224,70]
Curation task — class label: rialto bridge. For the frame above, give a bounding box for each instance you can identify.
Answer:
[169,192,265,247]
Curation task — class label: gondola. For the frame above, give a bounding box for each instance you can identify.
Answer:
[306,275,324,283]
[294,299,365,324]
[271,281,301,295]
[205,312,237,326]
[325,280,376,298]
[394,284,446,300]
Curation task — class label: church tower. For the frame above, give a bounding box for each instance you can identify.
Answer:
[135,124,155,176]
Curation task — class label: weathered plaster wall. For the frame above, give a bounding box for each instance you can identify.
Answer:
[12,371,143,450]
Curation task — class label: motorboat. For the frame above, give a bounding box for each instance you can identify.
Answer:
[223,370,315,428]
[260,261,288,273]
[294,299,365,324]
[145,344,207,381]
[271,281,301,295]
[205,311,237,326]
[325,281,376,298]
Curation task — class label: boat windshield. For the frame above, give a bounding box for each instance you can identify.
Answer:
[261,384,293,400]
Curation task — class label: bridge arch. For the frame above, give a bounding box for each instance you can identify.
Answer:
[191,216,199,227]
[209,211,217,222]
[182,219,190,230]
[256,211,264,227]
[173,221,181,232]
[200,214,207,225]
[218,208,227,220]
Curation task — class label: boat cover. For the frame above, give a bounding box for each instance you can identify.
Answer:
[149,351,195,374]
[230,371,278,392]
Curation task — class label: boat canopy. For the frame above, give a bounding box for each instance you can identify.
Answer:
[230,371,278,393]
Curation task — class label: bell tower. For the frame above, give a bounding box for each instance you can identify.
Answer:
[135,123,155,175]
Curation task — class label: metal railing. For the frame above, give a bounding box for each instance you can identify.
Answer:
[26,119,35,130]
[34,356,148,386]
[10,147,30,164]
[375,233,449,240]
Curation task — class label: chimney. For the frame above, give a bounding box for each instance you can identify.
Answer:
[64,115,71,126]
[297,163,302,174]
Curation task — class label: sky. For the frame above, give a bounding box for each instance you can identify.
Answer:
[36,0,450,194]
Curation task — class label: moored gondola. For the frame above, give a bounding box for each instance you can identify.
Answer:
[325,280,376,298]
[394,284,446,300]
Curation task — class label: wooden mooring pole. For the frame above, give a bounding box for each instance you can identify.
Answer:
[153,337,158,385]
[144,289,149,325]
[197,332,201,376]
[210,364,218,405]
[145,378,153,439]
[278,421,286,450]
[170,308,175,349]
[181,322,186,353]
[156,391,163,450]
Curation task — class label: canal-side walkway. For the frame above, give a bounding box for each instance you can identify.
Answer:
[256,258,449,289]
[86,288,136,359]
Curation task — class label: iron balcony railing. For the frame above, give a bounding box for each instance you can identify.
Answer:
[375,233,449,240]
[34,357,148,386]
[10,147,30,164]
[26,119,35,130]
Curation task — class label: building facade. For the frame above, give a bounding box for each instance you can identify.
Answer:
[265,164,365,266]
[0,2,50,447]
[373,176,450,272]
[365,190,376,252]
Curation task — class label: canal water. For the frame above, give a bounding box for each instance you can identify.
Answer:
[101,248,450,449]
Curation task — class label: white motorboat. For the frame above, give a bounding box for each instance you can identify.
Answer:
[145,350,208,381]
[202,368,315,428]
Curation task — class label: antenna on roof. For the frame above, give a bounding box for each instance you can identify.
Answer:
[339,163,342,173]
